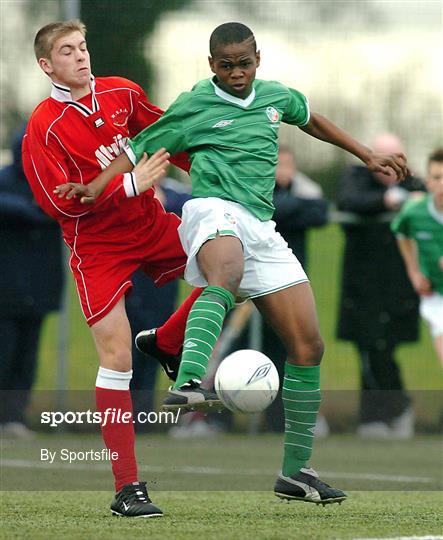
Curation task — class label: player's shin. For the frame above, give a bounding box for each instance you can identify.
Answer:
[282,362,321,476]
[156,288,203,355]
[173,286,235,389]
[95,367,137,491]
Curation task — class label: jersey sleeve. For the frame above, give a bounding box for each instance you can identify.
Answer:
[126,83,190,173]
[282,86,310,127]
[391,204,412,238]
[126,82,164,137]
[124,93,189,166]
[22,123,128,221]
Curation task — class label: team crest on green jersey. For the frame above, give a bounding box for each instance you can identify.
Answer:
[266,106,279,122]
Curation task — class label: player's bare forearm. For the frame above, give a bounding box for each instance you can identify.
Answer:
[90,153,133,198]
[300,113,372,162]
[396,237,419,275]
[300,112,409,180]
[54,149,169,204]
[396,236,432,295]
[53,152,133,202]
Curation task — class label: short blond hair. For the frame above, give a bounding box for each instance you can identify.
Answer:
[34,20,86,61]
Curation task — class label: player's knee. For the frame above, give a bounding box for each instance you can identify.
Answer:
[98,343,132,372]
[308,336,325,364]
[209,262,243,293]
[288,335,324,366]
[224,270,242,292]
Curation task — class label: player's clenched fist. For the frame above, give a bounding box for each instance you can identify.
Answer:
[365,152,410,182]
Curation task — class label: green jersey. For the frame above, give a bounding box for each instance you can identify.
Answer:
[391,195,443,294]
[127,78,309,221]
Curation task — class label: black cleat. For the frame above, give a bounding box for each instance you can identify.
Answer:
[162,379,224,413]
[110,481,163,518]
[274,468,347,505]
[135,328,180,381]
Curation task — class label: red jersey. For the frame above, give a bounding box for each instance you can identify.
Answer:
[22,76,188,244]
[22,76,189,326]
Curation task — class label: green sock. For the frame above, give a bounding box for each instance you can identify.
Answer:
[174,286,235,389]
[282,362,321,477]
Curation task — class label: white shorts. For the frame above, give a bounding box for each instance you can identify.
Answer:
[178,197,308,298]
[420,293,443,338]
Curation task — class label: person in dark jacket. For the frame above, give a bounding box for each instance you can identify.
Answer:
[273,145,328,267]
[336,133,425,439]
[0,127,64,437]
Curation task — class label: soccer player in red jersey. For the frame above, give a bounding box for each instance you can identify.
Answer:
[22,20,201,518]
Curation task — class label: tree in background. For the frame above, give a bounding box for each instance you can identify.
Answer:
[81,0,190,95]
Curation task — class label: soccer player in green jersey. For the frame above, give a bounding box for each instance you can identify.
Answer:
[56,22,409,505]
[392,148,443,367]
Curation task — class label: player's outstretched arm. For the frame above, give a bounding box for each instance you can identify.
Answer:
[54,148,169,204]
[54,151,133,202]
[300,112,409,181]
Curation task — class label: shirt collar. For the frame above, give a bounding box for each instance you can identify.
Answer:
[50,75,99,115]
[211,77,256,108]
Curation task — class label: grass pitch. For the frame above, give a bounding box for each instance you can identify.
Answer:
[1,433,442,539]
[2,490,442,540]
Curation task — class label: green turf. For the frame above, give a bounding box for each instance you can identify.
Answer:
[2,433,442,539]
[1,490,442,539]
[2,434,442,492]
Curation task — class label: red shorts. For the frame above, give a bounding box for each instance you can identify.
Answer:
[66,200,186,326]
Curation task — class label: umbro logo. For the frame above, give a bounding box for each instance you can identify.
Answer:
[246,363,272,386]
[184,340,198,348]
[212,119,234,128]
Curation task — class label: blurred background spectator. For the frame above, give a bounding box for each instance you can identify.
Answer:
[336,132,426,439]
[273,145,328,267]
[127,176,192,431]
[392,148,443,368]
[0,127,64,438]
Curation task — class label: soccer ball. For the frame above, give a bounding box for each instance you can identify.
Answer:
[214,349,280,413]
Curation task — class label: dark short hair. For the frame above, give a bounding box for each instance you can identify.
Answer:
[428,148,443,167]
[209,22,256,56]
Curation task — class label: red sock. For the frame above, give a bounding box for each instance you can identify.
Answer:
[96,369,137,492]
[156,287,203,355]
